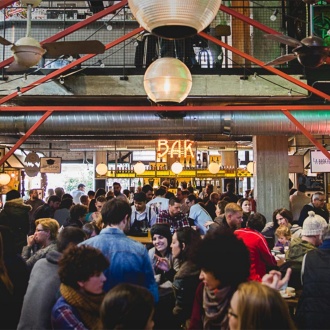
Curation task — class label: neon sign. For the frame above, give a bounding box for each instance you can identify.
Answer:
[157,140,195,159]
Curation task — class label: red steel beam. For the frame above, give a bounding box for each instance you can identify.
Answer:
[0,105,329,112]
[220,4,282,35]
[0,27,144,105]
[0,0,17,10]
[0,0,128,70]
[0,110,53,166]
[282,110,330,160]
[199,32,330,101]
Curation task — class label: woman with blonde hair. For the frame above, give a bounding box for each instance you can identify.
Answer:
[21,218,59,272]
[228,281,296,330]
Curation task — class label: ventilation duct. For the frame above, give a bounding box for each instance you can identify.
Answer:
[0,111,329,139]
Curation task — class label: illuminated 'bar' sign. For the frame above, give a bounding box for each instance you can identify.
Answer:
[157,140,195,159]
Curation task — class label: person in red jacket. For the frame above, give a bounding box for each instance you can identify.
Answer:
[234,212,277,282]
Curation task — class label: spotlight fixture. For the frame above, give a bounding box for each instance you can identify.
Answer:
[288,89,292,96]
[270,9,279,22]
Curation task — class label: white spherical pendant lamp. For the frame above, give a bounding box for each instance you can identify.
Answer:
[144,58,192,104]
[171,161,183,175]
[0,173,11,185]
[96,163,108,176]
[128,0,222,39]
[247,162,254,174]
[208,162,219,174]
[134,162,145,175]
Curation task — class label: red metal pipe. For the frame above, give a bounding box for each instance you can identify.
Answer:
[199,32,330,102]
[0,110,53,166]
[0,0,128,70]
[0,105,329,112]
[0,27,144,105]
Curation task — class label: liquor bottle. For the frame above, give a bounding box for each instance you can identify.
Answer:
[197,154,202,168]
[138,178,142,187]
[202,154,207,169]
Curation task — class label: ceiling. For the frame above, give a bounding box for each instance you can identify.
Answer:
[0,1,330,162]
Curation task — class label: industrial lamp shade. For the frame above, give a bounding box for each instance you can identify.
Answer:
[134,162,145,175]
[96,163,108,176]
[0,173,11,185]
[128,0,222,39]
[208,162,219,174]
[144,58,192,104]
[171,161,183,175]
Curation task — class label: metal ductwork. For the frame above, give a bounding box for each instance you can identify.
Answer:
[0,111,329,139]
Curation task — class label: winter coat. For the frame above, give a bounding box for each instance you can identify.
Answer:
[296,245,330,329]
[172,261,201,326]
[0,198,31,253]
[17,250,62,330]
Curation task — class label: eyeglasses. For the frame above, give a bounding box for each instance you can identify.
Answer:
[228,308,238,318]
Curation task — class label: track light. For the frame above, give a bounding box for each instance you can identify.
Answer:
[106,23,113,31]
[59,76,64,85]
[270,9,279,22]
[17,87,22,96]
[288,89,292,96]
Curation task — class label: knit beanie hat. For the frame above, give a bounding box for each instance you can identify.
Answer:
[150,223,172,245]
[302,211,328,236]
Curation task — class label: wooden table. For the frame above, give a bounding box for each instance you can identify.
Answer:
[127,235,153,245]
[283,290,301,317]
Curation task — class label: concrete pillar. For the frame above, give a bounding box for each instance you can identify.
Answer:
[93,151,107,191]
[253,136,289,222]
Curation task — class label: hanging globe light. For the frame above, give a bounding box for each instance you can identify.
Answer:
[0,173,11,185]
[144,58,192,104]
[247,161,254,174]
[171,161,183,175]
[96,163,108,176]
[134,162,145,175]
[128,0,222,39]
[208,162,219,174]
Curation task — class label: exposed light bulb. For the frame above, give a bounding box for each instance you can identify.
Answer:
[59,76,64,85]
[288,89,292,96]
[106,24,113,31]
[270,9,279,21]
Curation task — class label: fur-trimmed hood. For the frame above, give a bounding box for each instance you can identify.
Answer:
[4,198,32,212]
[174,261,200,279]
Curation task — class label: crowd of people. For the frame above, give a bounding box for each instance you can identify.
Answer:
[0,179,329,329]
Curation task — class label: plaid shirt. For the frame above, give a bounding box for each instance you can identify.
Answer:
[156,210,190,233]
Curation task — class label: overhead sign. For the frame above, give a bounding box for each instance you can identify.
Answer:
[310,150,330,173]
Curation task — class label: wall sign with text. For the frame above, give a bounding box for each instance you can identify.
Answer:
[310,150,330,173]
[40,157,62,173]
